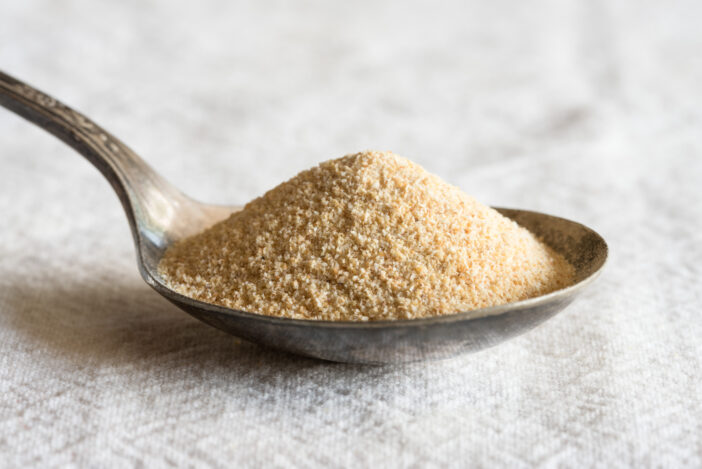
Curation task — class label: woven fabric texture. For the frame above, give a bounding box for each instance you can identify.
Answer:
[1,1,701,467]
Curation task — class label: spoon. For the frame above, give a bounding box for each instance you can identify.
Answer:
[0,70,607,364]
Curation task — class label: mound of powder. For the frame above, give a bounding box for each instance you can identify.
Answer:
[158,151,574,321]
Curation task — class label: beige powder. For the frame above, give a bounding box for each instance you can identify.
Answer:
[158,151,574,321]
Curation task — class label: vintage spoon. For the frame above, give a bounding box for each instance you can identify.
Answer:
[0,70,607,364]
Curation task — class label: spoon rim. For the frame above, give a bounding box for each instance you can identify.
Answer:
[145,207,608,328]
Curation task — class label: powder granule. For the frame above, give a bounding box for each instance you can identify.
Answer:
[158,151,575,321]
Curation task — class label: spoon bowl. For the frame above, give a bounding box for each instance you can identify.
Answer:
[149,207,607,364]
[0,70,608,364]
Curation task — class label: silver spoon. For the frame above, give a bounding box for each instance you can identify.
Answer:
[0,70,607,364]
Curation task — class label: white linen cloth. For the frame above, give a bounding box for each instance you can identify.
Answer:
[1,1,701,467]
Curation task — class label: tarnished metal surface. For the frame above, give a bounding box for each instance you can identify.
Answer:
[0,70,607,363]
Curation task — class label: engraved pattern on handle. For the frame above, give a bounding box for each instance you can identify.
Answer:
[8,81,135,163]
[0,70,187,248]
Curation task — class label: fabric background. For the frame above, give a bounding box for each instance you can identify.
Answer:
[1,1,701,467]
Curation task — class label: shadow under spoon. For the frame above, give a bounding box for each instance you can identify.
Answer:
[0,70,607,364]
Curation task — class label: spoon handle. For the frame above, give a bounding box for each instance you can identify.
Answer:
[0,70,189,248]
